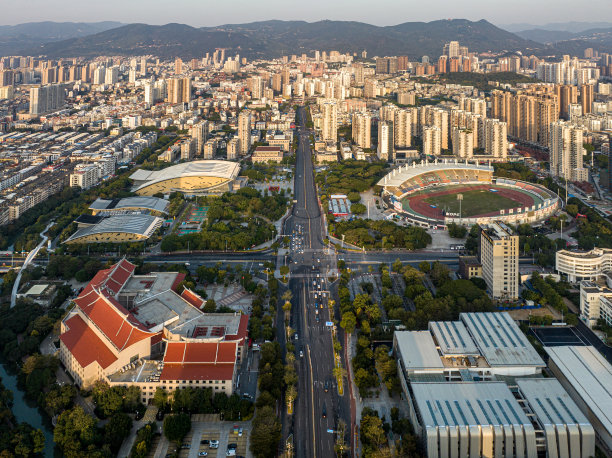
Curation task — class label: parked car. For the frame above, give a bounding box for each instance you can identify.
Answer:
[210,440,219,449]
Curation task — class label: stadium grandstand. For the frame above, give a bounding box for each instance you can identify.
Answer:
[130,160,241,196]
[378,159,560,229]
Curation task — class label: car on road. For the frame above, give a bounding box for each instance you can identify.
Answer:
[294,333,298,340]
[299,350,304,358]
[324,379,330,392]
[210,440,219,449]
[322,403,327,418]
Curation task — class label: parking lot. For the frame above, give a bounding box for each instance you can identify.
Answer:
[155,420,252,458]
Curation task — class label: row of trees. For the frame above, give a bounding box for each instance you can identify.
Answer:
[330,219,431,250]
[315,160,389,195]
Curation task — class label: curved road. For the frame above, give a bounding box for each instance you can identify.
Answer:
[11,221,54,308]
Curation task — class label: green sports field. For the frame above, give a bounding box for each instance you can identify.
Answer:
[423,189,523,217]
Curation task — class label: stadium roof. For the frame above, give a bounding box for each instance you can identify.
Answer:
[64,214,163,243]
[130,160,240,192]
[429,321,480,356]
[378,159,494,188]
[516,378,591,427]
[460,312,545,368]
[89,196,169,214]
[411,381,532,428]
[545,345,612,438]
[395,331,444,372]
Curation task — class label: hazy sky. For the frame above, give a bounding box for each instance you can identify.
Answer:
[3,0,612,27]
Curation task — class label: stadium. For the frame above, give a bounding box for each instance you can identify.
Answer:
[129,160,241,196]
[378,159,561,229]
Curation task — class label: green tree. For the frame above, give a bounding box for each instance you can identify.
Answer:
[54,406,97,456]
[203,299,217,313]
[418,261,430,273]
[105,412,133,452]
[350,203,367,215]
[152,387,169,410]
[340,311,357,334]
[250,405,281,458]
[163,413,191,443]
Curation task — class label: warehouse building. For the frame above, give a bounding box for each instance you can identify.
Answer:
[129,160,240,196]
[545,345,612,455]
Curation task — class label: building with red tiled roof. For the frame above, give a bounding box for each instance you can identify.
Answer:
[59,259,248,403]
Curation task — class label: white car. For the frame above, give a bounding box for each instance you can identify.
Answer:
[209,440,219,449]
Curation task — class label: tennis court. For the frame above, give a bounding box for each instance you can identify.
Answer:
[177,205,209,235]
[530,326,588,347]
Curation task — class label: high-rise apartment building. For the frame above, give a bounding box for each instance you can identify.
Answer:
[191,121,209,156]
[556,85,578,119]
[322,101,338,143]
[29,83,65,115]
[483,119,508,159]
[443,41,460,58]
[480,222,519,300]
[394,109,414,148]
[238,110,252,156]
[422,126,442,156]
[459,97,487,117]
[105,66,119,85]
[166,77,191,104]
[550,121,588,182]
[377,121,392,161]
[581,83,594,115]
[352,113,371,149]
[452,128,473,158]
[227,137,239,160]
[420,106,449,149]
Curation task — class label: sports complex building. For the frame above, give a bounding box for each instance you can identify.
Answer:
[129,160,241,196]
[378,159,561,229]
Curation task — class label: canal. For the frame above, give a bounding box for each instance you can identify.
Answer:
[0,363,54,457]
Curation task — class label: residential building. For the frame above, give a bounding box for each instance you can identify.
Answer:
[321,101,337,143]
[29,83,65,115]
[166,77,191,104]
[226,137,239,160]
[351,112,371,149]
[452,127,473,158]
[480,222,519,299]
[251,146,283,163]
[238,110,252,156]
[422,126,441,156]
[458,255,482,279]
[550,121,588,182]
[70,164,99,190]
[377,121,392,161]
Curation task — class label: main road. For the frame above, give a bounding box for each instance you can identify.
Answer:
[284,107,351,457]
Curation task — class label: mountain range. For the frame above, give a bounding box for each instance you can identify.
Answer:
[13,19,541,60]
[0,21,123,56]
[0,19,608,60]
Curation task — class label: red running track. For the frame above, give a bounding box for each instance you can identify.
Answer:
[407,185,535,220]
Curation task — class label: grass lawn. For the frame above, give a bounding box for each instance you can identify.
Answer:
[423,189,520,217]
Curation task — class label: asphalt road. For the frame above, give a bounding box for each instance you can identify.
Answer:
[285,107,350,457]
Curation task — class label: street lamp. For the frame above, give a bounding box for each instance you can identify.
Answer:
[457,193,463,224]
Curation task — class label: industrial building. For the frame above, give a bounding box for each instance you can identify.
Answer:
[394,313,595,458]
[545,345,612,454]
[129,160,240,196]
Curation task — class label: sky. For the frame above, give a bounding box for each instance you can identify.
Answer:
[2,0,612,27]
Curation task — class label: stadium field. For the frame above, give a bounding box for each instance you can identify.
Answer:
[403,184,535,219]
[424,190,522,217]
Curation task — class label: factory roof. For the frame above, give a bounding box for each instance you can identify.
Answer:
[516,378,591,427]
[411,381,532,428]
[460,312,545,368]
[429,321,480,356]
[545,345,612,438]
[395,331,444,372]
